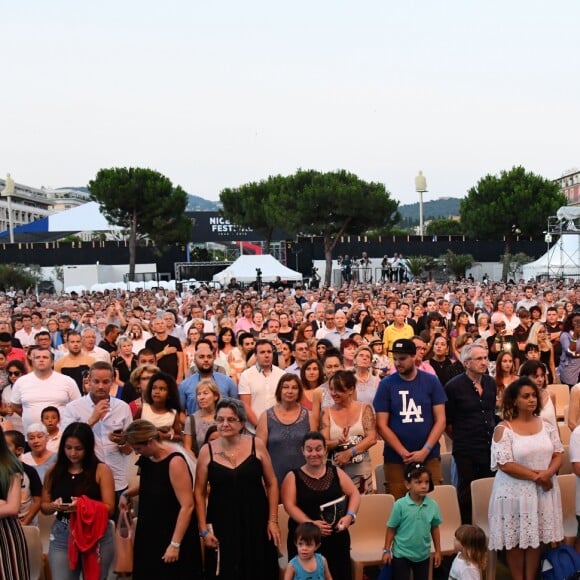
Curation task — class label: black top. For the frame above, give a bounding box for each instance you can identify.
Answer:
[429,357,464,387]
[145,335,183,379]
[51,468,102,520]
[444,372,497,456]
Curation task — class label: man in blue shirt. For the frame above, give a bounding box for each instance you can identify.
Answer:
[373,339,447,499]
[179,340,238,414]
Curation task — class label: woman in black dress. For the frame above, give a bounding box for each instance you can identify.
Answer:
[281,431,361,580]
[121,420,201,580]
[194,398,280,580]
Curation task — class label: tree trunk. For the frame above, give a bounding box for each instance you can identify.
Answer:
[129,208,137,282]
[264,228,272,255]
[324,238,333,287]
[502,237,511,282]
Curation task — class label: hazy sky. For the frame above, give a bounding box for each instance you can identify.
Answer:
[3,1,579,204]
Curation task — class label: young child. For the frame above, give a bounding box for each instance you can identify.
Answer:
[382,463,442,580]
[41,405,62,453]
[448,524,487,579]
[284,522,332,580]
[4,430,42,526]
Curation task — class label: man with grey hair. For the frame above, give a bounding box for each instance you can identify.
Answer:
[444,342,496,523]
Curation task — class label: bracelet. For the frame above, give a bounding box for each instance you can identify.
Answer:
[424,443,433,452]
[199,529,210,538]
[351,447,357,458]
[121,492,131,500]
[269,519,279,524]
[170,541,180,548]
[383,548,392,554]
[346,510,357,522]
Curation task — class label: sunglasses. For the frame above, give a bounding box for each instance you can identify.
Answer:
[8,371,22,376]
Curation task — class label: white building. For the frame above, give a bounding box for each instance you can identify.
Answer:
[0,176,89,233]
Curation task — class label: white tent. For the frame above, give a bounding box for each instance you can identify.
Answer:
[522,235,580,280]
[212,255,303,284]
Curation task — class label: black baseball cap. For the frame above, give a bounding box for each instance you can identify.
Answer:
[390,339,416,355]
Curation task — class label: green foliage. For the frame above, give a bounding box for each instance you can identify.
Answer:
[405,256,428,277]
[278,169,400,284]
[501,252,534,280]
[426,218,464,236]
[220,177,282,252]
[0,264,42,291]
[220,169,399,285]
[441,250,474,279]
[89,167,191,281]
[460,166,566,240]
[59,234,83,243]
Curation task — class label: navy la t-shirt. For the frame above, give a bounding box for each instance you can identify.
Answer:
[373,370,447,463]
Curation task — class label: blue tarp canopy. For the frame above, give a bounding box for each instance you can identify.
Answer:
[0,202,120,242]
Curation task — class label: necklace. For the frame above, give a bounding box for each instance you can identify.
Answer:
[218,441,241,467]
[70,469,83,480]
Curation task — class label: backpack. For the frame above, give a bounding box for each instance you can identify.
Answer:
[541,545,580,580]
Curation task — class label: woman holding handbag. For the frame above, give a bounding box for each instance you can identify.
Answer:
[320,370,377,494]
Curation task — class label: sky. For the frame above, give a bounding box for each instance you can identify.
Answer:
[3,1,580,205]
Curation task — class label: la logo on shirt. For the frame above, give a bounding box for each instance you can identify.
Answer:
[399,390,423,423]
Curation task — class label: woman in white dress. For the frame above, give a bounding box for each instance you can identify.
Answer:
[488,377,564,580]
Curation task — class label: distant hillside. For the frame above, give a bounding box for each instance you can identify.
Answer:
[398,197,461,225]
[186,194,220,211]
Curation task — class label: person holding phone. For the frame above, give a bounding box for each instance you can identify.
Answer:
[41,422,115,580]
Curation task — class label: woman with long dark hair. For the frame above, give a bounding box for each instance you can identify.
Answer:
[41,422,115,580]
[0,428,28,579]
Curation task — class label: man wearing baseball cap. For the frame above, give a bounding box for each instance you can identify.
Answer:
[373,339,447,499]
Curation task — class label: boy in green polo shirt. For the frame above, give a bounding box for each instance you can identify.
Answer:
[382,462,442,579]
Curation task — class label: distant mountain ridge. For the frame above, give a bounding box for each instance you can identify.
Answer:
[68,185,455,219]
[397,197,461,223]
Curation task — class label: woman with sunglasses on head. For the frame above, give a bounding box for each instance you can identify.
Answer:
[194,398,280,579]
[121,420,201,580]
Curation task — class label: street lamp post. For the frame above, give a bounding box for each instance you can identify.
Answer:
[414,171,427,236]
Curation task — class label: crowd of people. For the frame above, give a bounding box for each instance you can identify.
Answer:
[1,277,580,579]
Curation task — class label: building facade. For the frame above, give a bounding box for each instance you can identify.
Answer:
[556,167,580,206]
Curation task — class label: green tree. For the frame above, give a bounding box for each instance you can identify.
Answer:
[441,250,474,280]
[279,169,400,285]
[501,252,534,281]
[220,176,283,253]
[0,264,42,292]
[426,218,464,236]
[88,167,191,281]
[460,166,566,280]
[405,256,428,278]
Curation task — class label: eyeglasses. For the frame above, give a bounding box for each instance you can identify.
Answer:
[215,417,241,424]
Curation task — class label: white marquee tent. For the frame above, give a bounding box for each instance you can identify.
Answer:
[212,255,302,284]
[522,234,580,280]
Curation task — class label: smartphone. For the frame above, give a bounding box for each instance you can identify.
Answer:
[113,428,123,434]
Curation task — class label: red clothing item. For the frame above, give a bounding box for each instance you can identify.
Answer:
[5,347,27,364]
[68,495,109,580]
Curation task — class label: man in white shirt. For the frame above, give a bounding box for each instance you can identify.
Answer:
[61,361,133,496]
[14,314,37,348]
[11,347,80,433]
[81,328,111,363]
[238,339,285,433]
[315,307,337,339]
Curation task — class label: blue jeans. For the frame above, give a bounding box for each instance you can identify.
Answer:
[48,517,114,580]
